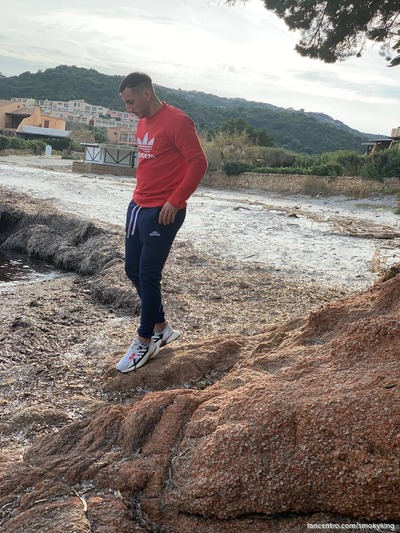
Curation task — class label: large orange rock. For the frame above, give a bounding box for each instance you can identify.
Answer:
[1,268,399,532]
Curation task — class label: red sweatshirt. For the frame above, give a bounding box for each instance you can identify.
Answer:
[133,102,207,208]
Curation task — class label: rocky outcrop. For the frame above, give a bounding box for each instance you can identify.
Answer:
[1,262,399,531]
[0,187,137,310]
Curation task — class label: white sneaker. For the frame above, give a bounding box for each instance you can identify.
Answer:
[152,323,181,350]
[116,338,160,373]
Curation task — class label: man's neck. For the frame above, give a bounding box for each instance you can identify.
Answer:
[147,98,163,118]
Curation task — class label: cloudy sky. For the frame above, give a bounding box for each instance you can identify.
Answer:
[1,0,398,135]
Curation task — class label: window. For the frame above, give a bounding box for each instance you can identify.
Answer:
[119,133,128,142]
[44,120,50,128]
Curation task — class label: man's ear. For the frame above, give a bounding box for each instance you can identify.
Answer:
[143,88,152,101]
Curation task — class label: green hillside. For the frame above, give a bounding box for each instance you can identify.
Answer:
[0,65,372,154]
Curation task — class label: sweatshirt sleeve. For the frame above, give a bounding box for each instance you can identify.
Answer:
[166,113,208,208]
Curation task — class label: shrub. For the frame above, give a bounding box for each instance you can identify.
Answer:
[222,161,253,176]
[333,150,365,175]
[9,137,29,150]
[201,140,223,171]
[361,148,400,182]
[243,146,296,167]
[295,152,315,170]
[28,140,47,155]
[46,138,71,151]
[310,162,343,177]
[0,135,10,151]
[252,166,308,175]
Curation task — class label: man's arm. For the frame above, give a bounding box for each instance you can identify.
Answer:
[166,113,208,211]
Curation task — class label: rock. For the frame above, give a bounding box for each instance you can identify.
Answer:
[0,266,399,531]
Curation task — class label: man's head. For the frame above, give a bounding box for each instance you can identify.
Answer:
[119,72,160,119]
[119,72,153,94]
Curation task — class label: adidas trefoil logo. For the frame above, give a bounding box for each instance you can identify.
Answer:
[149,231,160,237]
[137,132,155,153]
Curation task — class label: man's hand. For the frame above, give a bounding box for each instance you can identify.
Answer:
[159,201,179,225]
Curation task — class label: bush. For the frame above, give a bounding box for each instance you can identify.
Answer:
[8,137,30,150]
[0,135,10,151]
[295,152,315,170]
[222,161,253,176]
[333,150,365,175]
[29,140,47,155]
[201,139,223,171]
[361,148,400,182]
[46,138,71,151]
[249,146,296,168]
[310,162,343,176]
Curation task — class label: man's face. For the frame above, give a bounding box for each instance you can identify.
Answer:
[120,87,151,119]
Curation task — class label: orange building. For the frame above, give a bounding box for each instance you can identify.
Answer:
[107,127,136,146]
[0,99,28,131]
[16,106,66,133]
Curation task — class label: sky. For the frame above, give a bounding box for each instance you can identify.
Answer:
[0,0,399,135]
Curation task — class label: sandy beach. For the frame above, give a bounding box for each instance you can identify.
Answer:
[0,154,399,289]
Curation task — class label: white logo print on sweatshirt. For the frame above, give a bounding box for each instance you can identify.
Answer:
[137,132,156,159]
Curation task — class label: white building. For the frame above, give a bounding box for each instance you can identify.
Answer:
[11,97,138,131]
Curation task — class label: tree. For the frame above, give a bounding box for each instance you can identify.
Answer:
[219,118,274,147]
[88,126,108,143]
[224,0,400,66]
[211,130,250,165]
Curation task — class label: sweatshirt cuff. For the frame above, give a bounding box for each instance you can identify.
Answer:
[168,194,186,209]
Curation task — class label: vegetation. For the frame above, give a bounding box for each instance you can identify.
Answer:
[0,65,374,155]
[0,136,47,154]
[224,1,400,66]
[361,147,400,181]
[0,134,79,153]
[203,126,400,185]
[87,126,108,143]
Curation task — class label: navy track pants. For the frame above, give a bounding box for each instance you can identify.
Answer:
[125,201,186,339]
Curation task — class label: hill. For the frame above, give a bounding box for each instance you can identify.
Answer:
[0,65,372,154]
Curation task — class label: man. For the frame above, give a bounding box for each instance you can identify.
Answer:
[116,72,207,373]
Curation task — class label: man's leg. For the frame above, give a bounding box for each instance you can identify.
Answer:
[116,206,185,373]
[124,201,143,295]
[137,207,186,341]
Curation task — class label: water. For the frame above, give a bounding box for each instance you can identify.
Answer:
[0,249,59,283]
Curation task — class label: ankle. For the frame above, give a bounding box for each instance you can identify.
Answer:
[154,322,166,333]
[138,336,150,344]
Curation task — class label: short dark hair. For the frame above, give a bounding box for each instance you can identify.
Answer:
[119,72,153,93]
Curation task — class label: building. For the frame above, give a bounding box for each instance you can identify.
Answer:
[107,127,136,146]
[11,97,138,130]
[363,127,400,154]
[0,99,29,134]
[1,99,69,142]
[72,142,138,176]
[15,106,69,141]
